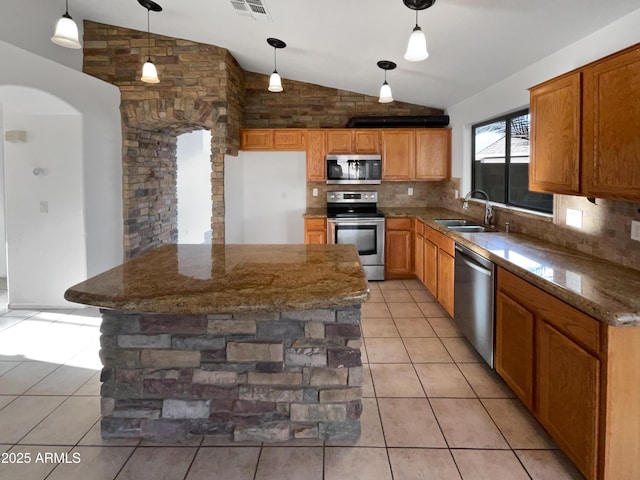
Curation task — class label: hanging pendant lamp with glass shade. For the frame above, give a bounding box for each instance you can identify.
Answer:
[51,0,81,49]
[138,0,163,84]
[403,0,435,62]
[377,61,396,104]
[267,38,286,92]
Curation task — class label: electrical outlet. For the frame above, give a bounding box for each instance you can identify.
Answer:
[312,188,318,197]
[566,208,583,228]
[408,187,414,196]
[631,220,640,242]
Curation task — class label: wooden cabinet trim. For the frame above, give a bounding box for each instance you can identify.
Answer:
[386,217,413,230]
[423,225,455,257]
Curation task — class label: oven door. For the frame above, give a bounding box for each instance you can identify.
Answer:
[326,218,384,266]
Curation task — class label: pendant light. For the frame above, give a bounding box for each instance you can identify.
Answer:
[403,0,435,62]
[51,0,81,49]
[377,61,397,103]
[138,0,163,84]
[267,38,286,92]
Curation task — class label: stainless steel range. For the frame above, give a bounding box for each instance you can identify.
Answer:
[326,191,385,281]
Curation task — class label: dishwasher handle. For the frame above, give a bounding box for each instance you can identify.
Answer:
[455,246,493,276]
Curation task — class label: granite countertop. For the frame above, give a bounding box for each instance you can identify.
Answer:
[380,207,640,327]
[64,244,369,314]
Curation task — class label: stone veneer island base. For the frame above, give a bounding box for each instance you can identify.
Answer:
[65,244,369,443]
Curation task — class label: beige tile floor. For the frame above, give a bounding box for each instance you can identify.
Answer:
[0,280,586,479]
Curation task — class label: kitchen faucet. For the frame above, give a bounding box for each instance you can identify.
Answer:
[463,189,493,225]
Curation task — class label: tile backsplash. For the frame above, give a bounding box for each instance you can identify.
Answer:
[308,179,640,270]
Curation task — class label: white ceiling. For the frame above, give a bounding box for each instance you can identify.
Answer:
[67,0,640,108]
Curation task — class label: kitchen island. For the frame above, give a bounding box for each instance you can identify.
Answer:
[64,244,369,443]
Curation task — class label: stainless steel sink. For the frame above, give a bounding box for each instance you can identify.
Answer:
[433,219,497,233]
[447,225,494,233]
[434,219,481,227]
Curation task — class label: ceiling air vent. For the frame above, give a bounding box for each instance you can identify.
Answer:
[230,0,272,21]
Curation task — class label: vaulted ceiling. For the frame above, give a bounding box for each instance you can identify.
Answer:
[9,0,640,108]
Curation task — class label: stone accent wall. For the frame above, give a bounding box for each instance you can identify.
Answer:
[99,306,363,442]
[243,71,443,128]
[83,21,245,258]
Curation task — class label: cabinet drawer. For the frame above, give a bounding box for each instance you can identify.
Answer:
[423,225,455,257]
[386,217,413,230]
[304,218,326,230]
[497,268,600,354]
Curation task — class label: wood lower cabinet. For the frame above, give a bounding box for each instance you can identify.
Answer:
[413,220,424,284]
[537,320,599,480]
[495,291,534,409]
[437,250,454,319]
[495,267,640,480]
[304,218,326,244]
[529,42,640,200]
[385,218,413,279]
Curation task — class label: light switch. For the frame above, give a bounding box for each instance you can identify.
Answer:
[631,220,640,242]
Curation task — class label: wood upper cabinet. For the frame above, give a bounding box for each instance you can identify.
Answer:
[382,130,415,180]
[240,129,272,150]
[306,130,326,181]
[415,129,451,180]
[529,43,640,200]
[385,217,414,278]
[304,218,326,244]
[529,72,581,194]
[326,129,380,154]
[582,46,640,199]
[239,129,306,151]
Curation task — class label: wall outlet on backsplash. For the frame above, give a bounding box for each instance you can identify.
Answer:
[631,220,640,242]
[408,187,414,196]
[566,208,583,228]
[312,188,318,197]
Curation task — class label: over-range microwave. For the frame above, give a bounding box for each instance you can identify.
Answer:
[326,154,382,185]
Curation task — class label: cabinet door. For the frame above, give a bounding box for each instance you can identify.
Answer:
[529,72,581,194]
[437,250,454,317]
[423,238,438,297]
[326,130,353,153]
[537,320,599,480]
[582,46,640,199]
[353,130,380,154]
[414,232,424,284]
[382,130,415,180]
[385,228,414,278]
[415,129,451,180]
[240,129,271,150]
[306,130,326,181]
[272,129,306,150]
[495,291,535,409]
[304,218,326,245]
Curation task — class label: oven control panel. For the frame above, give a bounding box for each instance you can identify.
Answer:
[327,191,378,203]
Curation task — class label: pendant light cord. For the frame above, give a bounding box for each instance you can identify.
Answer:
[273,46,277,72]
[147,8,151,62]
[415,9,419,28]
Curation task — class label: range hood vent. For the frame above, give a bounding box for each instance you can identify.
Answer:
[230,0,272,21]
[345,115,450,128]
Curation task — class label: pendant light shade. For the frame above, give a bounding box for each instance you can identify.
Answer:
[141,59,160,84]
[138,0,163,84]
[402,0,435,62]
[266,38,286,93]
[404,25,428,61]
[377,61,396,104]
[51,1,81,49]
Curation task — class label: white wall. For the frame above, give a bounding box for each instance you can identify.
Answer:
[447,8,640,195]
[225,151,306,244]
[0,105,5,277]
[224,154,245,243]
[4,113,85,307]
[0,40,122,308]
[177,130,213,244]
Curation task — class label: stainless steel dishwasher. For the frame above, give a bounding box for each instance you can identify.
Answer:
[453,243,495,367]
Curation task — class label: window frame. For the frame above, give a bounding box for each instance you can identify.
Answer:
[471,108,553,214]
